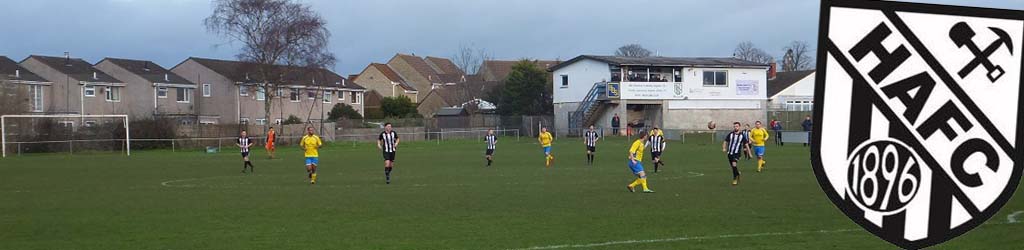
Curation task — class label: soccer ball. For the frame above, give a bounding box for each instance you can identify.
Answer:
[707,121,717,130]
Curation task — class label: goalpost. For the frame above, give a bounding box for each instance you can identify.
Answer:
[1,114,130,158]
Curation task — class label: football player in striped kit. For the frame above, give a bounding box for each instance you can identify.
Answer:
[583,125,599,166]
[237,130,255,174]
[484,129,497,166]
[378,123,400,184]
[723,122,750,186]
[648,128,666,173]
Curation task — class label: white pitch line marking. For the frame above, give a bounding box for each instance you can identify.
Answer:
[1008,210,1023,224]
[505,228,861,250]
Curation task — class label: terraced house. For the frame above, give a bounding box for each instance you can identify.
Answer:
[0,56,50,114]
[19,55,128,126]
[94,58,200,124]
[171,57,365,125]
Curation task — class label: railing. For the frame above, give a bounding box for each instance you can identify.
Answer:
[569,82,607,130]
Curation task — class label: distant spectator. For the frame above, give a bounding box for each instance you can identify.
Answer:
[801,115,813,147]
[770,119,783,146]
[611,114,621,136]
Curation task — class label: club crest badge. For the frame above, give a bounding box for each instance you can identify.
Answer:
[813,0,1023,249]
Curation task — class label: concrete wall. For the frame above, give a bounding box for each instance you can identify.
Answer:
[336,126,427,141]
[662,106,766,131]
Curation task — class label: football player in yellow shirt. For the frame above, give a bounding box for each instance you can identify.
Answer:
[627,132,653,193]
[750,121,770,172]
[300,126,323,184]
[539,127,554,167]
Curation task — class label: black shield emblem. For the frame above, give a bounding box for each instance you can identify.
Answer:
[813,0,1024,249]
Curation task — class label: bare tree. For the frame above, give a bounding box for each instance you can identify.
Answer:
[733,41,775,64]
[452,44,492,75]
[782,41,814,71]
[615,44,653,58]
[204,0,335,127]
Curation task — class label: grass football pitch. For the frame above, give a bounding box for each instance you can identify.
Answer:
[1,136,1022,249]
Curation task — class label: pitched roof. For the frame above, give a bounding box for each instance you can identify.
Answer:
[27,55,121,83]
[768,70,815,98]
[186,57,362,89]
[428,80,502,106]
[482,60,560,81]
[436,73,464,84]
[435,107,467,116]
[0,56,48,82]
[99,57,193,85]
[548,55,768,72]
[395,54,441,82]
[369,63,417,91]
[425,56,464,75]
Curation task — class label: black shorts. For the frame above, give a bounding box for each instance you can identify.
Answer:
[651,151,662,159]
[486,149,495,156]
[241,152,250,158]
[587,146,596,152]
[727,153,741,162]
[383,152,396,161]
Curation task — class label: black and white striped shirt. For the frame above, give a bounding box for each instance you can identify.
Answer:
[649,134,665,153]
[584,130,599,147]
[379,131,398,153]
[238,137,251,153]
[742,129,751,144]
[485,135,497,150]
[724,131,748,155]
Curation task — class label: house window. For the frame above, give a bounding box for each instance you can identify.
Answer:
[240,118,249,124]
[176,88,192,103]
[106,87,121,102]
[290,88,300,102]
[702,71,728,86]
[239,85,248,96]
[323,91,332,103]
[256,87,265,101]
[202,84,211,97]
[157,87,168,98]
[561,75,569,88]
[84,86,96,97]
[353,92,362,104]
[338,90,345,101]
[307,90,316,100]
[274,119,282,125]
[276,88,284,98]
[256,118,267,125]
[30,85,43,112]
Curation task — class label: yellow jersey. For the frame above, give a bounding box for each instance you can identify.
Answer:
[750,127,770,146]
[629,139,645,161]
[539,132,553,147]
[300,134,322,157]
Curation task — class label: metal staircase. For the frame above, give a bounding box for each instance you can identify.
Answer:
[568,82,608,133]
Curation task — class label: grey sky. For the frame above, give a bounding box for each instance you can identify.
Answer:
[1,0,1021,75]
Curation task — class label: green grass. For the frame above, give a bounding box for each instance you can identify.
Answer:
[1,137,1022,249]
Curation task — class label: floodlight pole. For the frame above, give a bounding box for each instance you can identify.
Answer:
[2,116,6,158]
[125,117,131,156]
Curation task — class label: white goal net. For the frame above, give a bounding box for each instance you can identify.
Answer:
[1,114,130,157]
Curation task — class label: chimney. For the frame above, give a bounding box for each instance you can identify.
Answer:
[144,62,151,71]
[164,73,169,82]
[15,69,20,78]
[341,78,346,86]
[93,72,98,80]
[768,63,778,80]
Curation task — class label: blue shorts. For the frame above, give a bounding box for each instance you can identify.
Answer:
[754,146,765,156]
[543,146,552,154]
[305,157,319,166]
[628,160,644,174]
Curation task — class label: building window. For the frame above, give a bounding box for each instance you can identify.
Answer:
[673,69,683,82]
[256,118,267,125]
[202,84,211,97]
[274,119,282,125]
[176,88,192,103]
[84,86,96,97]
[275,88,284,98]
[323,91,332,103]
[239,85,249,96]
[30,85,43,112]
[290,88,300,102]
[157,87,168,98]
[353,92,362,104]
[609,66,621,82]
[256,87,265,101]
[307,90,316,100]
[338,90,345,101]
[240,118,249,124]
[106,87,121,102]
[703,71,728,86]
[561,75,569,88]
